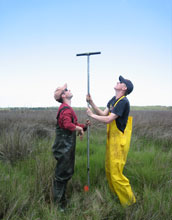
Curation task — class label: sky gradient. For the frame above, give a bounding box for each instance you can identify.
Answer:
[0,0,172,108]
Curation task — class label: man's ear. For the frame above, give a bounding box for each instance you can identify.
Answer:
[122,85,127,92]
[61,93,65,99]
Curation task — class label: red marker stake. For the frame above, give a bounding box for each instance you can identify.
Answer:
[84,185,89,192]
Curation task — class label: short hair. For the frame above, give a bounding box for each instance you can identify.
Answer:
[58,91,65,103]
[58,97,63,103]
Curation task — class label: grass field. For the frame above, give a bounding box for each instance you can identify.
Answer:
[0,108,172,220]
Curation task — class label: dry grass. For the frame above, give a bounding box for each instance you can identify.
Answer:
[0,108,172,219]
[0,108,172,162]
[131,110,172,146]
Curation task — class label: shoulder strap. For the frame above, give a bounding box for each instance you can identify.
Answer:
[114,96,126,107]
[56,106,70,120]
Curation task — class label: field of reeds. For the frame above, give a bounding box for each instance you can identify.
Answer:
[0,108,172,220]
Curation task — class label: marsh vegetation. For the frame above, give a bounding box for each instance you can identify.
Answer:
[0,108,172,219]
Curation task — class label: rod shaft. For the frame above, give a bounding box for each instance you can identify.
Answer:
[87,125,90,187]
[87,55,90,187]
[76,51,101,188]
[76,52,101,56]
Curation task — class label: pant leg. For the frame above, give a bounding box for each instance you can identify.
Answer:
[106,119,136,206]
[105,142,114,193]
[53,154,75,203]
[53,178,67,203]
[110,161,136,206]
[53,133,76,204]
[53,146,75,202]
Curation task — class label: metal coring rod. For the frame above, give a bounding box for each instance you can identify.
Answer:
[76,51,101,191]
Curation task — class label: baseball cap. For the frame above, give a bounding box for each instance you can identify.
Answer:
[119,75,134,95]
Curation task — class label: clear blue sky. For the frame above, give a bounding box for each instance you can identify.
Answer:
[0,0,172,107]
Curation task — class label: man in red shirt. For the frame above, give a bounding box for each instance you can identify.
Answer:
[52,83,89,210]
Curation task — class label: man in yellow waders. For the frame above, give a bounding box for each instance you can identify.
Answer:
[86,75,136,206]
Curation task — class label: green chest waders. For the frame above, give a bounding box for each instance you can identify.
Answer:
[52,107,76,204]
[106,96,136,206]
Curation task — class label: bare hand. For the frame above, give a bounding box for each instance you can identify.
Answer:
[77,127,84,141]
[78,131,84,140]
[85,119,91,127]
[79,133,84,141]
[87,108,93,117]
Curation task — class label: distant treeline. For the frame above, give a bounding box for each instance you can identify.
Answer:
[0,106,172,111]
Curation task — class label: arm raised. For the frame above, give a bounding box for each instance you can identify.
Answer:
[87,107,118,124]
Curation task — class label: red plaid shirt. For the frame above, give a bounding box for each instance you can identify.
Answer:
[57,103,85,131]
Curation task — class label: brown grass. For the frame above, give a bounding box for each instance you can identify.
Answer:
[0,108,172,142]
[0,108,172,163]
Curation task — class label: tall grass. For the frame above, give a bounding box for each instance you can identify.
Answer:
[0,109,172,219]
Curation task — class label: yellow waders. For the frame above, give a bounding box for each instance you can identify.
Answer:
[106,96,136,206]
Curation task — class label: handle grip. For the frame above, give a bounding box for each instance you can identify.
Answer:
[76,52,101,56]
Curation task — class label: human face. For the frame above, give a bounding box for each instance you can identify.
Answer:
[62,88,73,99]
[114,81,127,92]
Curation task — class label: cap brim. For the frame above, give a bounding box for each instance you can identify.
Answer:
[119,75,125,83]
